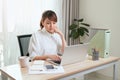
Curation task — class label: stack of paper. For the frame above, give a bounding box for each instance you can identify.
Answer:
[29,60,45,71]
[28,60,64,74]
[30,65,45,71]
[33,60,45,65]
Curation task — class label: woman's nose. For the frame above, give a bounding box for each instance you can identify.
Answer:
[50,23,54,28]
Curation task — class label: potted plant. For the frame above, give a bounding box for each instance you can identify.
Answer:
[69,18,90,44]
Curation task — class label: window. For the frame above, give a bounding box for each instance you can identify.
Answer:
[0,0,63,66]
[0,45,4,67]
[0,0,2,32]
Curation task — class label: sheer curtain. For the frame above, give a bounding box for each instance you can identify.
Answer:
[62,0,80,45]
[0,0,3,67]
[0,0,63,66]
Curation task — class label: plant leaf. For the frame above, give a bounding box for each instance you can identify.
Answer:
[70,29,76,37]
[70,29,79,39]
[74,19,77,21]
[81,23,90,27]
[78,28,84,36]
[78,18,84,22]
[80,27,89,33]
[73,32,79,39]
[85,33,89,36]
[69,24,77,30]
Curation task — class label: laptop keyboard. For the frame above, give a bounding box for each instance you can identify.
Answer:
[47,60,61,66]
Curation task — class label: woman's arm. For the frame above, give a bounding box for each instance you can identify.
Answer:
[33,55,61,61]
[54,27,67,53]
[28,32,46,61]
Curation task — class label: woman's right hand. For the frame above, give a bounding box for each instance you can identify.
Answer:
[33,55,61,61]
[47,55,61,61]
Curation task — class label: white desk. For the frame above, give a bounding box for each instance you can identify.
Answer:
[0,56,119,80]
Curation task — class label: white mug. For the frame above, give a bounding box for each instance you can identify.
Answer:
[18,56,29,68]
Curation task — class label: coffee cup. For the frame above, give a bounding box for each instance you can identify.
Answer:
[18,56,29,68]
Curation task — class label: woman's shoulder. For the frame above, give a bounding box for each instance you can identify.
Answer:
[32,29,42,35]
[31,29,43,37]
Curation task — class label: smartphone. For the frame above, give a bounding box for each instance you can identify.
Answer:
[45,65,54,69]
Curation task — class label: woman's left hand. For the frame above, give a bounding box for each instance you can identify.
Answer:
[54,27,62,35]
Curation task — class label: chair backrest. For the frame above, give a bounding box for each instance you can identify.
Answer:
[17,34,32,56]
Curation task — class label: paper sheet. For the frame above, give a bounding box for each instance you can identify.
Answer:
[33,60,45,65]
[28,65,64,74]
[29,65,45,71]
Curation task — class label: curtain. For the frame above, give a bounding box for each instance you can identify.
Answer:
[0,0,63,66]
[62,0,80,45]
[0,0,3,67]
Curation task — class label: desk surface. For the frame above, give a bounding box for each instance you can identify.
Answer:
[0,56,120,80]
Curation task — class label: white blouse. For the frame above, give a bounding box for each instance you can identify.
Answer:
[28,28,62,59]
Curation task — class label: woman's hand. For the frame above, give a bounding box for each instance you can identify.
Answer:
[47,55,61,61]
[54,27,62,35]
[33,55,61,61]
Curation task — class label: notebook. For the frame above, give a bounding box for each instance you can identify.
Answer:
[47,43,89,66]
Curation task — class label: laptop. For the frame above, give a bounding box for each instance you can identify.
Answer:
[47,43,89,66]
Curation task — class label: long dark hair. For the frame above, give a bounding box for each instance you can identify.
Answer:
[40,10,57,29]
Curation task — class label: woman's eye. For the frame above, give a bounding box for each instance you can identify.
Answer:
[53,22,56,24]
[47,23,50,24]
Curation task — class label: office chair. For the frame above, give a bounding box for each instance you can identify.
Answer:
[17,34,32,56]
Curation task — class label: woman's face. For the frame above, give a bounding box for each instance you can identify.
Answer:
[42,18,57,34]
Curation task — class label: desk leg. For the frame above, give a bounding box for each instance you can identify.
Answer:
[113,63,118,80]
[1,72,8,80]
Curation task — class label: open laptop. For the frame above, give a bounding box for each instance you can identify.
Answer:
[47,43,89,66]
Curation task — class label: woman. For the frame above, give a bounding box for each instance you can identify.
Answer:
[28,10,66,61]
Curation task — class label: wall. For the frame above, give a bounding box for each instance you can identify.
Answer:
[79,0,120,79]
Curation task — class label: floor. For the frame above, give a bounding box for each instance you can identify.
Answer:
[0,72,119,80]
[70,72,119,80]
[84,72,113,80]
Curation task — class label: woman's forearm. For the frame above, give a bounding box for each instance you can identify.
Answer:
[54,28,66,53]
[58,32,67,53]
[33,54,61,61]
[33,55,48,61]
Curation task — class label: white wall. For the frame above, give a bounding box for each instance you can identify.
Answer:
[79,0,120,79]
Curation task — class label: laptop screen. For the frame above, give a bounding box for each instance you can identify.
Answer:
[61,43,88,65]
[47,43,88,66]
